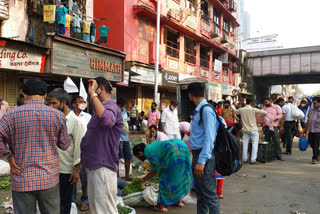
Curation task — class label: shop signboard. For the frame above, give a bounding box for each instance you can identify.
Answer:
[130,65,161,85]
[221,84,234,96]
[43,5,56,23]
[162,70,179,87]
[0,47,46,73]
[52,41,123,82]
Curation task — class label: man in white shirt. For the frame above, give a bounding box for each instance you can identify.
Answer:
[149,125,169,143]
[48,89,85,214]
[71,95,92,211]
[236,98,267,164]
[280,96,296,155]
[161,100,180,139]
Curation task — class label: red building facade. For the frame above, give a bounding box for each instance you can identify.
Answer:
[94,0,240,111]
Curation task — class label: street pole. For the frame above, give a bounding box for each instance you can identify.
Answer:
[154,0,161,103]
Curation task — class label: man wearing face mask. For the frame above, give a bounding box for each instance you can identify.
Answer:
[161,100,180,140]
[48,88,85,214]
[0,79,71,214]
[149,125,169,143]
[81,77,123,214]
[147,102,161,128]
[71,95,91,211]
[262,97,283,161]
[298,97,312,129]
[304,96,320,164]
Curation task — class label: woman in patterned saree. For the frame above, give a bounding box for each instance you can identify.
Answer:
[133,139,193,212]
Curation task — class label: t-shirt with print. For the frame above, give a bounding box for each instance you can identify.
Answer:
[65,14,72,28]
[82,21,91,34]
[72,15,82,33]
[56,6,68,25]
[98,26,110,37]
[130,105,138,118]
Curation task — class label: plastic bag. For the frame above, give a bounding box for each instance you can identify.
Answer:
[182,194,197,205]
[117,196,136,214]
[142,186,158,206]
[70,202,78,214]
[0,160,10,176]
[119,159,133,178]
[123,192,149,208]
[299,135,309,151]
[292,106,305,120]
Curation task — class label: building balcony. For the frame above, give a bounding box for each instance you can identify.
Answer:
[166,45,179,58]
[228,0,237,12]
[210,0,240,27]
[185,52,196,64]
[200,58,209,69]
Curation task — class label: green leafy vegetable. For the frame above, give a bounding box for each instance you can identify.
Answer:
[122,178,145,196]
[0,176,11,190]
[117,204,132,214]
[149,175,160,183]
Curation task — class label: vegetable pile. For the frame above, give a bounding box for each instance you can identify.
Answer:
[117,204,132,214]
[0,176,11,190]
[122,178,145,196]
[149,175,160,183]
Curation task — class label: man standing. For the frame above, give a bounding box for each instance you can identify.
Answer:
[188,82,220,214]
[149,125,169,143]
[0,79,71,214]
[129,100,138,130]
[262,97,283,161]
[221,100,236,121]
[280,96,296,155]
[304,96,320,164]
[161,100,180,139]
[81,77,123,214]
[71,96,91,211]
[0,96,10,120]
[117,96,132,181]
[71,95,91,211]
[236,98,267,164]
[147,102,161,128]
[48,88,85,214]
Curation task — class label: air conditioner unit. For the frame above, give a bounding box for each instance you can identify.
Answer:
[201,70,209,78]
[211,26,220,38]
[221,33,229,43]
[228,1,237,11]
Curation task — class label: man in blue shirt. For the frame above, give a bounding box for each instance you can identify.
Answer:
[298,97,312,129]
[188,82,220,214]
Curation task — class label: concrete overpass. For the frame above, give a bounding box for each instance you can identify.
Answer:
[245,45,320,100]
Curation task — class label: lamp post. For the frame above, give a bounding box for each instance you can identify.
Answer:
[154,0,161,103]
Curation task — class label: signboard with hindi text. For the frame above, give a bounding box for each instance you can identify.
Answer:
[0,47,46,73]
[43,5,56,23]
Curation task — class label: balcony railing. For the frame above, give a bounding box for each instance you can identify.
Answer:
[166,45,179,58]
[200,58,209,68]
[201,12,210,23]
[185,52,196,64]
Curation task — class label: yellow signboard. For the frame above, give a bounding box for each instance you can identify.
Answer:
[43,5,56,23]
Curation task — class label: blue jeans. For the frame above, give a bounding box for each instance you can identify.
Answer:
[72,167,88,205]
[192,151,220,214]
[59,174,74,214]
[117,178,128,196]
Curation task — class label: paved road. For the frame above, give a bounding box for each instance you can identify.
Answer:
[136,139,320,214]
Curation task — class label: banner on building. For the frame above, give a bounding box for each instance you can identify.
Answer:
[214,59,222,72]
[222,53,228,64]
[0,48,46,73]
[162,70,179,87]
[43,5,56,23]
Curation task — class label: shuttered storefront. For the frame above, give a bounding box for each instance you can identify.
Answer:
[0,71,19,107]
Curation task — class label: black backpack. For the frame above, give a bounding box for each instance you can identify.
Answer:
[199,104,242,176]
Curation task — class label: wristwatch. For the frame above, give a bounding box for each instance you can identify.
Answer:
[90,93,98,100]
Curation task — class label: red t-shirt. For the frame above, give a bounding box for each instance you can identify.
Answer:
[216,107,222,116]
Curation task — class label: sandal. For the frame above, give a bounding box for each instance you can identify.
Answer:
[80,204,89,211]
[151,206,168,212]
[174,202,185,208]
[312,160,318,165]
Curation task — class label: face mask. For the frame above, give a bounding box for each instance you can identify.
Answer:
[78,103,86,111]
[151,132,157,137]
[152,107,156,112]
[58,103,64,112]
[170,106,176,111]
[139,155,147,162]
[265,104,271,107]
[301,104,306,107]
[313,104,319,108]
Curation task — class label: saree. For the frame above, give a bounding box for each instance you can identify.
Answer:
[144,139,193,205]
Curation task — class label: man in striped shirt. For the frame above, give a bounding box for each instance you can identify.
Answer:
[0,78,71,214]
